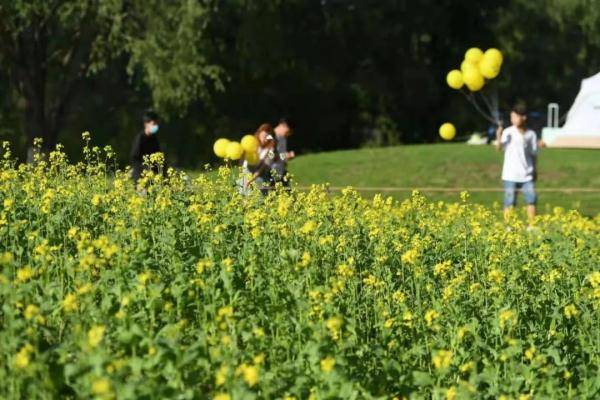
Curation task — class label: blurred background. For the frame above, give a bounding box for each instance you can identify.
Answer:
[0,0,599,167]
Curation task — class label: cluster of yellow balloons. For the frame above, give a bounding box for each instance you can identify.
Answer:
[213,135,260,165]
[446,47,503,92]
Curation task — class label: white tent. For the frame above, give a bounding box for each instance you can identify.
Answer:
[542,72,600,148]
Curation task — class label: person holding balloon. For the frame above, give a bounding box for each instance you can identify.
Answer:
[243,123,278,195]
[495,103,539,222]
[441,48,541,223]
[212,123,279,195]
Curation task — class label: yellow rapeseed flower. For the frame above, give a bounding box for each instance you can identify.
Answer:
[215,364,228,386]
[221,335,231,345]
[424,309,439,327]
[253,353,265,365]
[299,251,311,268]
[402,311,414,327]
[498,309,517,329]
[299,220,317,235]
[91,194,102,206]
[524,346,536,361]
[320,356,336,373]
[457,326,469,340]
[432,350,453,370]
[236,363,259,387]
[459,361,475,373]
[88,325,106,347]
[137,271,152,286]
[401,248,418,264]
[446,386,457,400]
[67,227,79,239]
[564,304,578,319]
[24,304,39,320]
[62,293,78,312]
[77,283,93,295]
[433,260,452,277]
[392,290,406,303]
[91,377,111,396]
[221,258,233,268]
[14,344,33,369]
[252,327,265,338]
[16,266,34,283]
[588,271,600,288]
[326,316,343,340]
[487,268,504,284]
[196,259,214,274]
[217,305,234,320]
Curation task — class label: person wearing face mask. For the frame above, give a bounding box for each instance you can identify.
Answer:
[130,110,162,186]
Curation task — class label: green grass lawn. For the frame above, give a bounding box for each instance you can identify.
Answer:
[287,144,600,216]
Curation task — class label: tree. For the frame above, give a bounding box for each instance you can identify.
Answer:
[493,0,600,118]
[0,0,222,159]
[546,0,600,44]
[203,0,506,150]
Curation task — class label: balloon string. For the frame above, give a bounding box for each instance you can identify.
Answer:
[484,83,501,125]
[491,91,499,122]
[461,91,496,123]
[478,92,498,124]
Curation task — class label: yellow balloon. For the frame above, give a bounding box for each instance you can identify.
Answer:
[483,48,503,67]
[225,141,244,160]
[460,60,478,75]
[241,134,259,153]
[244,150,259,165]
[464,48,484,64]
[446,70,464,89]
[213,138,230,158]
[439,123,456,141]
[479,60,500,79]
[463,69,485,91]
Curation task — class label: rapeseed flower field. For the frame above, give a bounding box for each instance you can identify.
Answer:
[0,139,598,399]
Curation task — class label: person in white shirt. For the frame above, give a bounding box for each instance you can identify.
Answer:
[495,104,540,221]
[243,123,277,195]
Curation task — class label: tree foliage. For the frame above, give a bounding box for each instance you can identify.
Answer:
[0,1,598,165]
[0,0,221,153]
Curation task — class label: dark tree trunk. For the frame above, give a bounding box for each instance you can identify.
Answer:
[17,23,70,162]
[16,24,55,161]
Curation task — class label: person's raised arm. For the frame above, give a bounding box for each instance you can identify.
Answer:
[495,124,504,151]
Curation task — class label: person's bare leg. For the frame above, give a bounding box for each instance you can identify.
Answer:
[527,204,536,222]
[504,207,513,221]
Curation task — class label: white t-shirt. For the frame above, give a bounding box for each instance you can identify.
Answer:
[500,126,538,182]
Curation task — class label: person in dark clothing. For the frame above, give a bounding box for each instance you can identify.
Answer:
[130,110,162,186]
[272,117,295,186]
